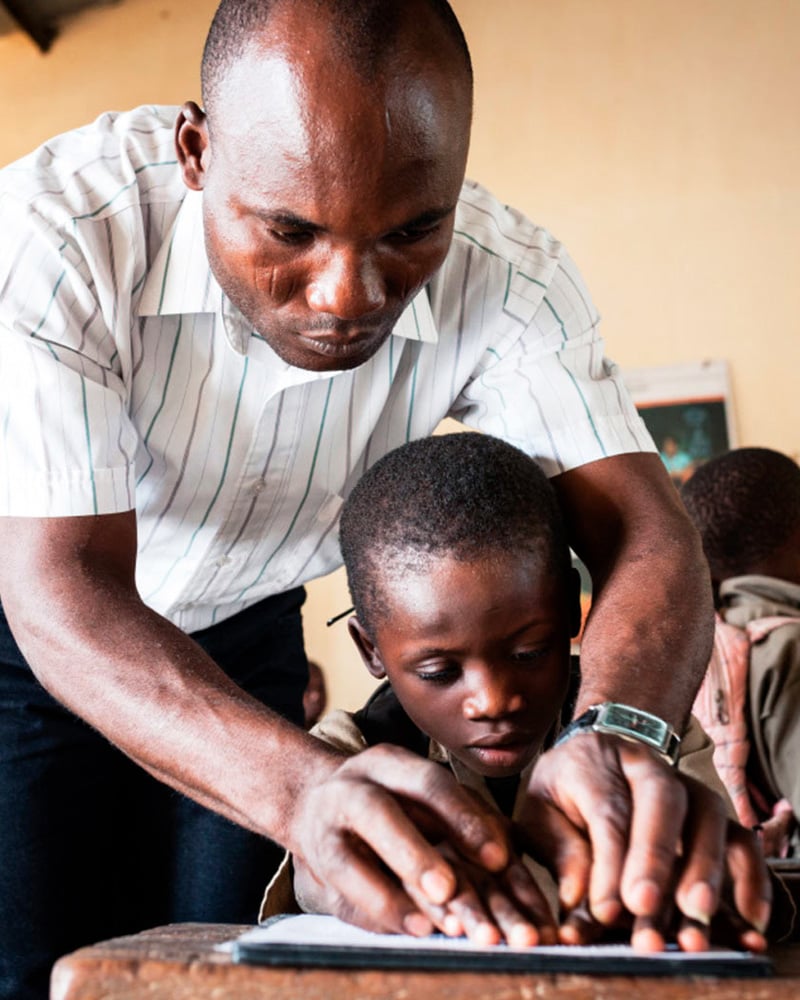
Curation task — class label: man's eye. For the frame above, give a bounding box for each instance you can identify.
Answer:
[268,228,313,245]
[388,224,439,244]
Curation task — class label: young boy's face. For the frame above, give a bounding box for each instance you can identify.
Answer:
[349,548,577,778]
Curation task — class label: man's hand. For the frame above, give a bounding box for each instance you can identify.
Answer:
[289,743,556,943]
[518,733,772,951]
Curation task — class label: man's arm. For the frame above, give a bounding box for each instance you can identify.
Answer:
[524,452,771,947]
[0,511,514,934]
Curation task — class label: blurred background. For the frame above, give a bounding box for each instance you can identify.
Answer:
[2,0,798,711]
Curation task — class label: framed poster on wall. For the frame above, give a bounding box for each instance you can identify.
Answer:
[622,359,737,487]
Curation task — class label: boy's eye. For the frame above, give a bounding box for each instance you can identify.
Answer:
[415,664,459,685]
[512,646,548,663]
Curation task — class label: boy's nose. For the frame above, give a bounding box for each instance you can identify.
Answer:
[463,668,525,720]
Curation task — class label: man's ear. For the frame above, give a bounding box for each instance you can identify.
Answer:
[568,566,584,639]
[347,617,387,680]
[174,101,210,191]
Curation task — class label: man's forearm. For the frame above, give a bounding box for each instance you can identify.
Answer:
[0,513,342,849]
[553,453,714,729]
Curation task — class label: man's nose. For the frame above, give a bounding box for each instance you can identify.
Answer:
[306,247,387,319]
[462,666,525,720]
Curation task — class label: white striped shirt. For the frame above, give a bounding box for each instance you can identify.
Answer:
[0,106,654,632]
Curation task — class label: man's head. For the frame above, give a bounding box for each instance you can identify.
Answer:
[681,447,800,590]
[339,433,581,778]
[176,0,473,371]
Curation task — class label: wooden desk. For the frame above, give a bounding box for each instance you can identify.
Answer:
[50,923,800,1000]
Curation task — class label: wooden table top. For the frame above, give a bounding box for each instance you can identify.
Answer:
[50,922,800,1000]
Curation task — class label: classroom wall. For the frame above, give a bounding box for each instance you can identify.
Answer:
[2,0,798,711]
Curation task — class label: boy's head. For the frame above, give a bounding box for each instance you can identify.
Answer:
[339,432,581,778]
[681,447,800,592]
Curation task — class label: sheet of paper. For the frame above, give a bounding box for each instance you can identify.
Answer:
[227,914,772,977]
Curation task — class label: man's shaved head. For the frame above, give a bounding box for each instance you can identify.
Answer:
[201,0,473,120]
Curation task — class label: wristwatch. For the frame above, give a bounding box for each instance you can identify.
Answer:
[554,702,681,766]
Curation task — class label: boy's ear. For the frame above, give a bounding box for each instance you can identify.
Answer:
[568,567,584,638]
[347,617,387,680]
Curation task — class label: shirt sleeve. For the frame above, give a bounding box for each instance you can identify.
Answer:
[445,238,655,477]
[0,188,139,517]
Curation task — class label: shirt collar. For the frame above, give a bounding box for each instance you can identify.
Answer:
[138,189,439,355]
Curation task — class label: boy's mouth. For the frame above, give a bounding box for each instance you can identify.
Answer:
[464,731,537,776]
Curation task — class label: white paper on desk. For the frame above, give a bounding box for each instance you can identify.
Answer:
[227,914,772,977]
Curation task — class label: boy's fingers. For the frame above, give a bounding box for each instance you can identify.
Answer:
[523,734,638,924]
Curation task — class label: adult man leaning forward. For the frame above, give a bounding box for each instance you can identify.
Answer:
[0,0,769,996]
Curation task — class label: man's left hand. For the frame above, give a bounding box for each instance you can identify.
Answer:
[517,732,772,951]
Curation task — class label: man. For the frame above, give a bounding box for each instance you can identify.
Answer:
[0,0,769,996]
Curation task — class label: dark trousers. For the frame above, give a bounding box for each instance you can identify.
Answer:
[0,588,309,1000]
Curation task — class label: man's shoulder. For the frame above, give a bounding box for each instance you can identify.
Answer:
[453,178,565,274]
[0,105,184,220]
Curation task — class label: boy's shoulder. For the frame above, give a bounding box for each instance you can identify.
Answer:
[352,681,430,757]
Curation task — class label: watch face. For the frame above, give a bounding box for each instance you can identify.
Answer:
[599,704,667,748]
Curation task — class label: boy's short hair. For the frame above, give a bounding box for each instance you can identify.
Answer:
[681,446,800,580]
[339,432,570,633]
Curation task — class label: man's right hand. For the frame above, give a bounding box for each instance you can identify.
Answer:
[289,743,556,944]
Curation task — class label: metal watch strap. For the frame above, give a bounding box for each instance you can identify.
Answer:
[554,702,681,766]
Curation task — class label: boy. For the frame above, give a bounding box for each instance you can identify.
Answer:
[263,433,753,948]
[682,447,800,856]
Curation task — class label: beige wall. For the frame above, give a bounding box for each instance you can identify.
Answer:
[2,0,798,710]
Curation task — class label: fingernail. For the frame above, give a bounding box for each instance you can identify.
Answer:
[754,899,771,935]
[478,840,507,870]
[681,881,713,925]
[629,877,662,914]
[508,924,539,948]
[420,868,452,904]
[473,923,501,947]
[403,912,434,936]
[559,875,582,909]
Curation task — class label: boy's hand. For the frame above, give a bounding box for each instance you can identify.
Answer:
[289,743,518,937]
[517,733,772,950]
[419,840,558,947]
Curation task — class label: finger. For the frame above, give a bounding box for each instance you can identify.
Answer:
[725,822,772,941]
[618,747,688,920]
[339,747,510,886]
[320,838,435,936]
[516,779,593,911]
[630,915,669,953]
[671,778,728,929]
[500,859,559,945]
[558,899,607,945]
[440,881,502,946]
[477,860,558,947]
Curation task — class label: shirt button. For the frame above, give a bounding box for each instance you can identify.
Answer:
[252,478,266,494]
[214,555,232,568]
